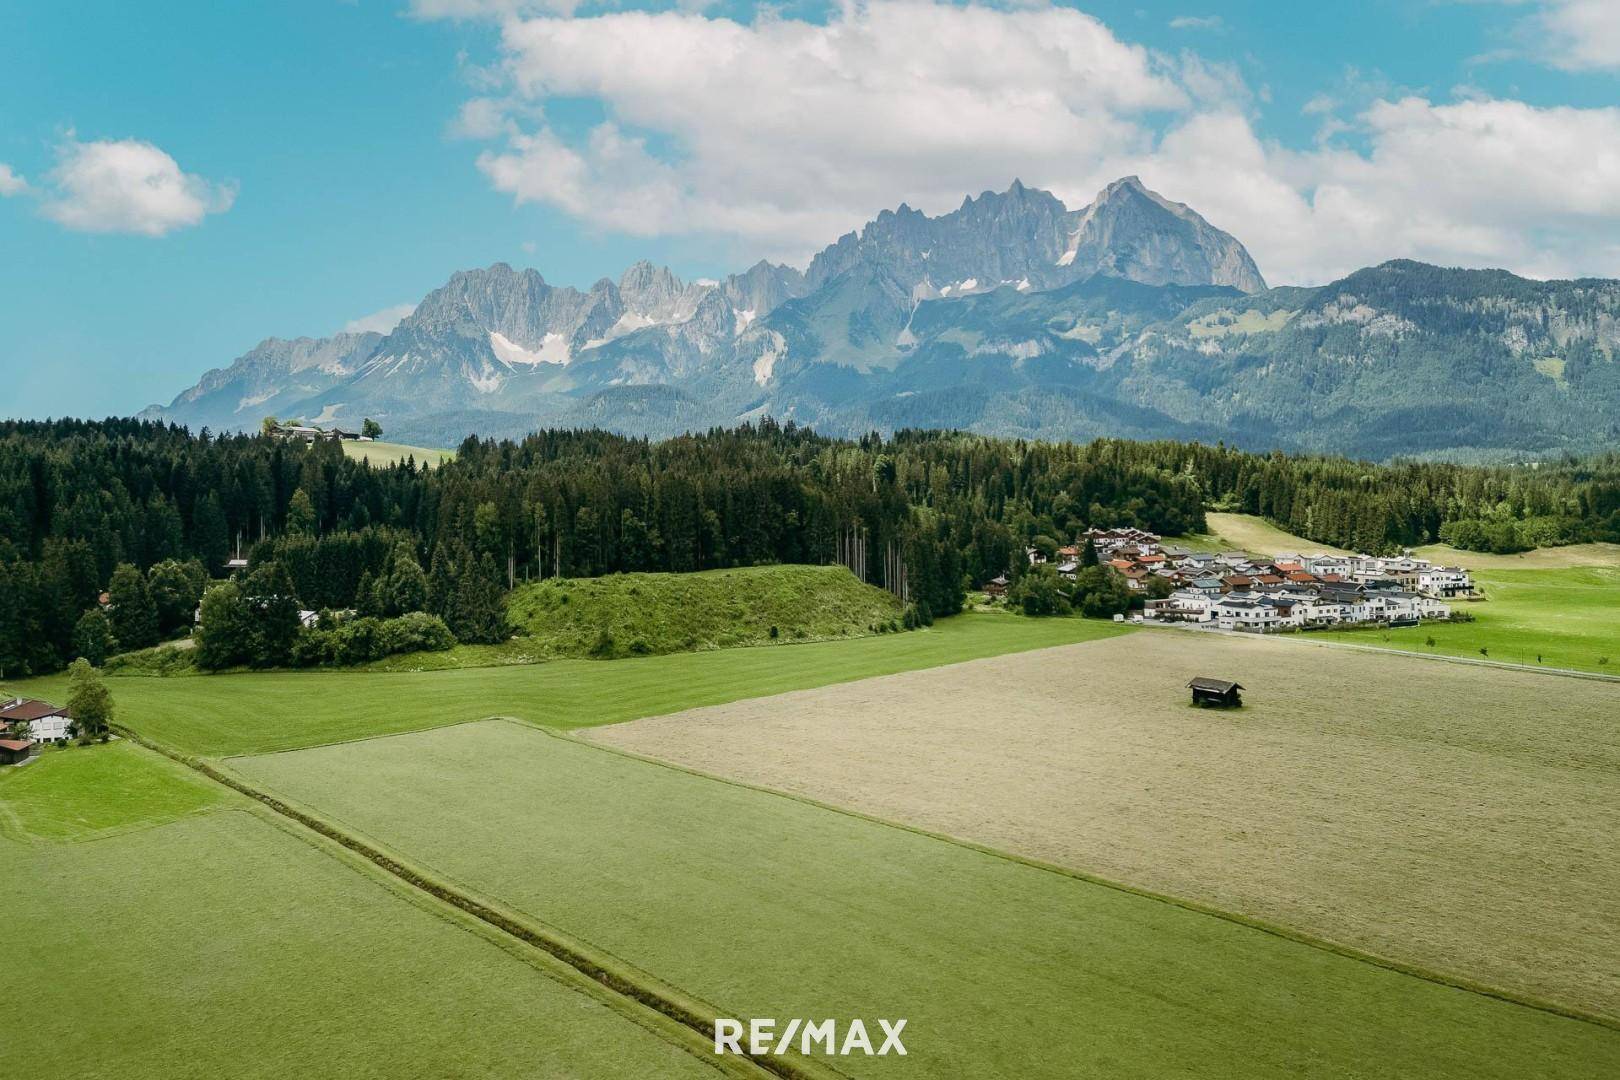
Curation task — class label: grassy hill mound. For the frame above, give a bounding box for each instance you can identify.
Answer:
[506,565,906,659]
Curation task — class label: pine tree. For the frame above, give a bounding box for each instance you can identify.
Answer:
[383,542,428,615]
[426,544,456,619]
[449,552,508,644]
[193,492,230,573]
[286,489,317,536]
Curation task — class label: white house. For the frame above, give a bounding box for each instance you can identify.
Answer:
[0,697,74,743]
[1418,567,1473,597]
[1209,597,1286,631]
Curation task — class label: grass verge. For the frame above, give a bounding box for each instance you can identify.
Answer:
[13,612,1131,756]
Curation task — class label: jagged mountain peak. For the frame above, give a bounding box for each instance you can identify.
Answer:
[1061,176,1266,293]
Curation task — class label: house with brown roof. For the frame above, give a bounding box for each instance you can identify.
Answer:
[0,698,73,743]
[0,738,33,766]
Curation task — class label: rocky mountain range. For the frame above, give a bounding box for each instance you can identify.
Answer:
[143,176,1620,460]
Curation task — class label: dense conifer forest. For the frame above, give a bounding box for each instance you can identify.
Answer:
[2,417,1617,676]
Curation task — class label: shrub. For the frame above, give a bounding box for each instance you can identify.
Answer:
[376,611,456,656]
[292,613,456,668]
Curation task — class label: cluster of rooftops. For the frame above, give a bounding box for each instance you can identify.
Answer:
[985,526,1474,634]
[266,423,371,443]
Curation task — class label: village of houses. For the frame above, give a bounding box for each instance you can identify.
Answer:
[993,526,1474,632]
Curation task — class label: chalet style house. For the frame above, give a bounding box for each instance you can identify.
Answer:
[0,697,74,743]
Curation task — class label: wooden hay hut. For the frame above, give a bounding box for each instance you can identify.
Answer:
[0,738,34,766]
[1188,677,1243,708]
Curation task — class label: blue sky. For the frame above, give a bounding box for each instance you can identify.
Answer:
[5,0,1620,419]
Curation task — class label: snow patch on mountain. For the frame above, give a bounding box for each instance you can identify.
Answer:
[490,330,570,366]
[752,332,785,386]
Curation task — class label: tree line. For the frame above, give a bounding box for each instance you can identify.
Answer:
[3,417,1617,676]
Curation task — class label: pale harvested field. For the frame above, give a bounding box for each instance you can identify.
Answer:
[589,629,1620,1020]
[1203,510,1620,568]
[1411,541,1620,570]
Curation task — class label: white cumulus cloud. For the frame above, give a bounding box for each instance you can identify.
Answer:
[40,138,235,236]
[1529,0,1620,71]
[0,164,27,197]
[436,1,1620,282]
[475,2,1187,256]
[342,303,417,335]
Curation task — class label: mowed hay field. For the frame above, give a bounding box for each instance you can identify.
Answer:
[592,630,1620,1022]
[230,719,1619,1079]
[12,612,1127,756]
[0,746,725,1080]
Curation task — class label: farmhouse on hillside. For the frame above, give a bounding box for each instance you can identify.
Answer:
[0,697,74,743]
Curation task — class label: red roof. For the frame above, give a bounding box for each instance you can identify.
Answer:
[0,738,32,752]
[0,699,71,722]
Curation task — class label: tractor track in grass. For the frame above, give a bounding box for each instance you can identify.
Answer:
[111,721,851,1080]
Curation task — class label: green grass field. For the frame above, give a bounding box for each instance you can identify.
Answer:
[340,439,455,468]
[12,612,1130,757]
[1199,512,1355,556]
[0,741,222,841]
[505,564,904,659]
[231,719,1620,1079]
[0,745,732,1079]
[1315,566,1620,673]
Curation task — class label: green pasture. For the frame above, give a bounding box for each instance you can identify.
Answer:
[231,719,1620,1080]
[0,741,221,842]
[1315,567,1620,674]
[14,612,1130,757]
[0,745,727,1080]
[340,439,455,468]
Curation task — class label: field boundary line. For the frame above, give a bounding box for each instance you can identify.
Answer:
[560,721,1620,1034]
[215,715,498,761]
[1140,623,1620,683]
[112,723,852,1080]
